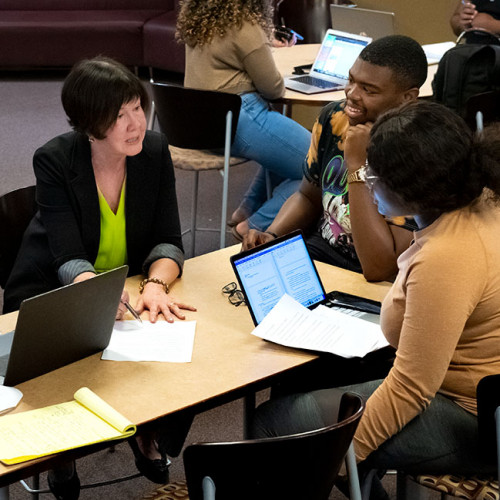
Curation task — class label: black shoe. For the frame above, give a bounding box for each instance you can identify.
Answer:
[129,438,170,484]
[47,465,80,500]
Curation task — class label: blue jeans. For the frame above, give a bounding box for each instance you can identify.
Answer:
[251,379,496,477]
[231,93,311,230]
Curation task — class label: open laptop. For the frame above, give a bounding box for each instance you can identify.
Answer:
[284,29,372,95]
[330,5,395,40]
[0,265,127,387]
[230,230,380,326]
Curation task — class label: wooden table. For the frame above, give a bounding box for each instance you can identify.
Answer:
[272,43,437,107]
[0,245,391,488]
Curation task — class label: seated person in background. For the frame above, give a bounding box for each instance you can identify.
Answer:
[4,57,195,499]
[243,35,428,282]
[176,0,311,239]
[451,0,500,36]
[252,101,500,498]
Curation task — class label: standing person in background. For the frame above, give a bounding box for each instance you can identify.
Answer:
[176,0,311,240]
[451,0,500,36]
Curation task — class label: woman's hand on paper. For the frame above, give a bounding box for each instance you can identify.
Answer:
[136,284,196,324]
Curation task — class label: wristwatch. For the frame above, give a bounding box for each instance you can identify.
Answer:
[347,165,367,184]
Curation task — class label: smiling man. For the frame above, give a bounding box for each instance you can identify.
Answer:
[243,35,428,282]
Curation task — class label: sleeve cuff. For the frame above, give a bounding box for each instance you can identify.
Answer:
[142,243,184,277]
[58,259,97,285]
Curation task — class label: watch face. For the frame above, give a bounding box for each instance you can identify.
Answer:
[358,166,367,182]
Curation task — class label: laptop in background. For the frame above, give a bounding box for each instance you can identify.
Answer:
[330,5,395,40]
[230,231,380,326]
[0,265,128,387]
[284,29,372,94]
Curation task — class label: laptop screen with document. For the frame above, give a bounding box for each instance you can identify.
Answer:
[230,231,381,326]
[231,232,327,325]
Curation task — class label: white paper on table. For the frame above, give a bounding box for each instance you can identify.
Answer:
[0,386,23,413]
[102,320,196,363]
[422,41,455,64]
[251,294,388,358]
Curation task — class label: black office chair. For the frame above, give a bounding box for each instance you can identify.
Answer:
[183,391,364,500]
[465,90,500,132]
[0,185,37,289]
[276,0,331,43]
[391,375,500,500]
[150,82,254,257]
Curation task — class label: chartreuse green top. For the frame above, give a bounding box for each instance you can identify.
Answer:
[94,180,127,273]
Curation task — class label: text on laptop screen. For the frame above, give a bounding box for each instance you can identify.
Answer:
[314,32,368,79]
[232,234,326,324]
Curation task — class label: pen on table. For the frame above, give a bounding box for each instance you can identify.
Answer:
[121,300,143,323]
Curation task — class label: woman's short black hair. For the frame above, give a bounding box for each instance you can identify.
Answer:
[61,56,150,140]
[367,100,500,218]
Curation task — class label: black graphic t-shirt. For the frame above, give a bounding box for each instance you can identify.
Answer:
[303,100,416,265]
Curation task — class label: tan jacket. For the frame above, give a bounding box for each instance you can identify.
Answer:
[184,21,284,99]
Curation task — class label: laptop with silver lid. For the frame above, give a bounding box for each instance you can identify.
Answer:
[330,5,395,40]
[0,265,127,387]
[284,29,372,95]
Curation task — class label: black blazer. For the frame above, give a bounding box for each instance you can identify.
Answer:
[4,130,183,313]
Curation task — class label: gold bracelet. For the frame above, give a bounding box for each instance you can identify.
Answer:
[139,277,169,294]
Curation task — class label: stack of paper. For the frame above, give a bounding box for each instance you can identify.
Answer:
[0,387,136,465]
[251,294,389,358]
[102,320,196,363]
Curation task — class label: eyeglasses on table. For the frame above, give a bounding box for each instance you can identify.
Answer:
[221,282,246,307]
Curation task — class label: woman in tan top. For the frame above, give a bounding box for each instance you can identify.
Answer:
[251,101,500,495]
[176,0,311,238]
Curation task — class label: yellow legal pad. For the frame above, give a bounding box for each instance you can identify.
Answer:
[0,387,136,465]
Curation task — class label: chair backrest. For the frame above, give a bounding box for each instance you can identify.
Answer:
[150,82,242,150]
[183,391,365,500]
[465,90,500,131]
[277,0,331,43]
[477,374,500,469]
[0,186,37,289]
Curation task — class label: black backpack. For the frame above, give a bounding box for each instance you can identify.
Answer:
[432,33,500,118]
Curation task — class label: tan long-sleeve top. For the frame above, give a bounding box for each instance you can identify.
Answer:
[184,21,284,99]
[354,192,500,462]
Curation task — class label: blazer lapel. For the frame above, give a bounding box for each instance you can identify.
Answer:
[69,134,101,261]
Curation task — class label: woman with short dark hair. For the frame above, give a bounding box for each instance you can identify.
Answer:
[251,101,500,494]
[4,56,195,499]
